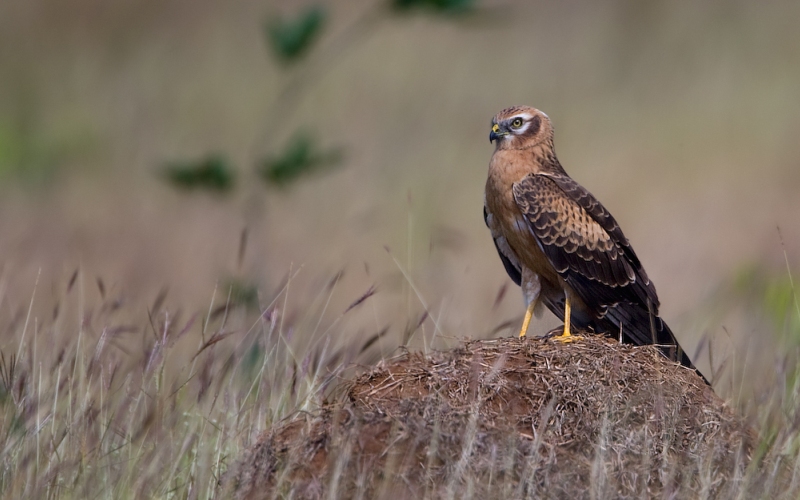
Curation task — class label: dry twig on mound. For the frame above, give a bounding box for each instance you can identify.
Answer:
[225,334,760,499]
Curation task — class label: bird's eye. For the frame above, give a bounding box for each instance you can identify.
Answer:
[511,118,524,128]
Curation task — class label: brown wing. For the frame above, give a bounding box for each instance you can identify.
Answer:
[512,173,660,345]
[539,171,658,306]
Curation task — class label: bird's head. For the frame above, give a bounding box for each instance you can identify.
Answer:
[489,106,553,151]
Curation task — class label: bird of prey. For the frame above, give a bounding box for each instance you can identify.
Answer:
[484,105,697,371]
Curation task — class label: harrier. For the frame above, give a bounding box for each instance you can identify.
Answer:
[484,105,698,371]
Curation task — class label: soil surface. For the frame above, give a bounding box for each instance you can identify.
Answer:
[225,334,758,499]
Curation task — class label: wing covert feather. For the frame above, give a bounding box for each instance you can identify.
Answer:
[512,174,656,314]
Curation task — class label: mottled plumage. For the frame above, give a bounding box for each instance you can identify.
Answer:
[484,105,699,375]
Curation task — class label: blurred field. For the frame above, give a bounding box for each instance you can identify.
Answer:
[1,0,800,496]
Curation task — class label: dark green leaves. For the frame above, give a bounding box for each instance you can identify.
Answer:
[159,1,484,195]
[159,136,344,193]
[392,0,475,14]
[266,6,326,63]
[225,279,260,310]
[162,155,235,193]
[259,133,342,187]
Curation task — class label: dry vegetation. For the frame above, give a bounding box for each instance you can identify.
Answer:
[2,1,800,499]
[226,335,765,499]
[0,267,799,499]
[0,270,375,499]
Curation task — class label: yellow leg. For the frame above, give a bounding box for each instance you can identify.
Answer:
[555,296,573,343]
[519,300,536,338]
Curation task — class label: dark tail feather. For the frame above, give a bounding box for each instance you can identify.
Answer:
[656,318,708,384]
[541,296,708,384]
[600,303,708,385]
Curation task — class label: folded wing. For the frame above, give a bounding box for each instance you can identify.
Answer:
[512,173,668,349]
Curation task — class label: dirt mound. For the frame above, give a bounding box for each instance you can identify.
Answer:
[225,335,758,499]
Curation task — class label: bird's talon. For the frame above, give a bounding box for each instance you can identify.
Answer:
[542,326,579,343]
[554,331,575,343]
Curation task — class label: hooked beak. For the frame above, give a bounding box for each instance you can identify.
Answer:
[489,123,505,143]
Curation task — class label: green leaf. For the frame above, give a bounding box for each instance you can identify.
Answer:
[266,6,326,63]
[392,0,475,14]
[241,342,264,382]
[225,279,260,310]
[162,154,235,193]
[259,133,343,187]
[763,276,800,339]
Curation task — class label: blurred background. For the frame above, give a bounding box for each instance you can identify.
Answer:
[1,0,799,396]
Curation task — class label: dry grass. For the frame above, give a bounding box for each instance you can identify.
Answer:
[0,267,799,499]
[2,4,800,497]
[226,334,766,499]
[0,268,382,499]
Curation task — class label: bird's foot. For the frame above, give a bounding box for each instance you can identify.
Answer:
[543,326,578,343]
[554,329,575,343]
